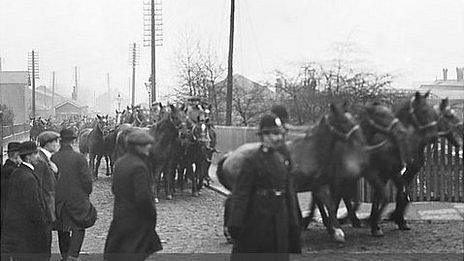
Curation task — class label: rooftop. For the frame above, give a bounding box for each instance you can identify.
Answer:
[0,71,29,84]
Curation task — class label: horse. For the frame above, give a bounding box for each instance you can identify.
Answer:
[387,96,463,230]
[78,128,93,156]
[306,102,411,234]
[29,117,45,141]
[87,115,109,179]
[148,103,188,202]
[217,102,369,243]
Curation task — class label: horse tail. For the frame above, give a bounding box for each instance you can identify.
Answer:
[216,153,231,191]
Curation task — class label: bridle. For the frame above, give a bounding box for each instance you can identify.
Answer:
[363,113,401,152]
[408,97,437,131]
[323,115,360,142]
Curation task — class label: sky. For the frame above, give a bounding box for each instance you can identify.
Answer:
[1,0,463,106]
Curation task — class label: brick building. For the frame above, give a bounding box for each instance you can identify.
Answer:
[0,71,29,123]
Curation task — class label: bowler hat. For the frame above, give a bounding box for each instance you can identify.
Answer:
[19,141,38,156]
[60,128,77,140]
[7,142,21,153]
[127,130,154,145]
[258,114,285,135]
[37,131,60,146]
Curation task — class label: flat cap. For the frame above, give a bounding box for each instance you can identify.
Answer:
[19,141,38,156]
[37,131,60,146]
[127,130,154,145]
[7,142,21,153]
[60,128,77,140]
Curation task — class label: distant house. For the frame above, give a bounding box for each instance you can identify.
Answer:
[54,100,88,121]
[0,71,29,123]
[419,67,464,118]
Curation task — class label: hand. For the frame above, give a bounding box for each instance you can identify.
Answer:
[228,226,243,240]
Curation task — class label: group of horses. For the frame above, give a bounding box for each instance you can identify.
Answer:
[217,91,463,243]
[29,116,86,141]
[77,102,217,202]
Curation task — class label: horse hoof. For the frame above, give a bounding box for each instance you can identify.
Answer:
[371,228,384,237]
[154,198,159,203]
[333,228,345,243]
[398,223,410,230]
[166,195,173,200]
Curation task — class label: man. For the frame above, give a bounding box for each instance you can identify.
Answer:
[35,131,60,258]
[227,112,301,260]
[52,128,96,261]
[104,129,162,261]
[1,142,22,233]
[1,141,49,261]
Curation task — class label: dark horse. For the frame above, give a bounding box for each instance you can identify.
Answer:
[88,115,109,179]
[29,117,45,141]
[310,92,443,237]
[148,104,188,202]
[306,102,411,235]
[217,102,369,243]
[388,97,462,230]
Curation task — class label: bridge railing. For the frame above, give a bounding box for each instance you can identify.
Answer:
[214,125,463,203]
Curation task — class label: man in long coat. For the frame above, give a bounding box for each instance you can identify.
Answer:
[52,128,96,261]
[1,142,22,234]
[227,113,301,260]
[1,141,49,261]
[35,131,60,257]
[104,129,162,261]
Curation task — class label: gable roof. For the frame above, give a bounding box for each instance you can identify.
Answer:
[216,74,272,93]
[54,100,84,109]
[0,71,29,84]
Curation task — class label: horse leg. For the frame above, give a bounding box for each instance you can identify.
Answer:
[390,165,413,230]
[105,155,110,176]
[89,153,96,179]
[165,164,174,200]
[152,167,162,203]
[315,186,345,243]
[192,163,199,197]
[223,196,234,244]
[95,155,103,179]
[364,171,388,237]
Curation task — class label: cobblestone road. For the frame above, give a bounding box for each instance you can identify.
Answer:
[48,163,462,260]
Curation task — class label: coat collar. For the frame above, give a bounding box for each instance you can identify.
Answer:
[39,147,52,160]
[59,144,74,151]
[22,162,35,171]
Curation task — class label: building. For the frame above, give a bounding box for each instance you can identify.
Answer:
[419,67,464,119]
[0,71,29,123]
[54,100,89,121]
[95,90,130,115]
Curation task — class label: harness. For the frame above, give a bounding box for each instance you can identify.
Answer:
[408,96,437,131]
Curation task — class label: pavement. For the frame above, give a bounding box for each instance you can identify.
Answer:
[207,164,464,221]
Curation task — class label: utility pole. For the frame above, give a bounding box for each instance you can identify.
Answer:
[129,43,139,106]
[144,0,163,103]
[51,71,55,115]
[107,73,111,110]
[28,50,39,118]
[72,66,79,100]
[225,0,235,126]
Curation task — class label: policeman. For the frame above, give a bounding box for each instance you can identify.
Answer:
[227,111,301,260]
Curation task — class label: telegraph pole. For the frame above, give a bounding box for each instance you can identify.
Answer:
[28,50,39,118]
[129,43,139,106]
[225,0,235,126]
[107,73,111,110]
[144,0,163,103]
[51,71,55,115]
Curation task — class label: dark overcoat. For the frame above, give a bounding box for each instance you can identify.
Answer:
[104,152,162,261]
[52,144,95,230]
[227,145,301,257]
[35,149,57,223]
[1,159,20,227]
[0,164,49,259]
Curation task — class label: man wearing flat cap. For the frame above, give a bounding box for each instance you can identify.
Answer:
[1,141,49,261]
[227,109,301,260]
[35,130,60,257]
[104,129,162,261]
[52,128,96,261]
[1,142,22,235]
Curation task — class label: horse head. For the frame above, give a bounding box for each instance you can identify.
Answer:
[95,114,108,132]
[394,91,439,145]
[435,98,463,148]
[361,102,411,163]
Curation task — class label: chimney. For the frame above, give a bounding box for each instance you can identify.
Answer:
[443,68,448,81]
[457,67,463,81]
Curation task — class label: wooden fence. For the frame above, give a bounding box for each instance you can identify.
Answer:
[213,126,463,203]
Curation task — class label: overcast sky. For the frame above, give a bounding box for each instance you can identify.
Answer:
[1,0,463,105]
